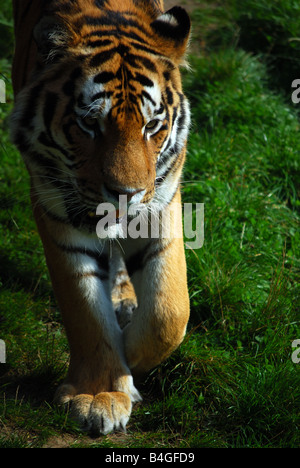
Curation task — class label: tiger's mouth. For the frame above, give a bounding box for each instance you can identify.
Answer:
[71,200,149,232]
[85,209,125,226]
[67,208,123,231]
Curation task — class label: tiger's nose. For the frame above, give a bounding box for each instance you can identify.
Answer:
[102,183,146,204]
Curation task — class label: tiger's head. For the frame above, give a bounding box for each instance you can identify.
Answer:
[11,0,191,236]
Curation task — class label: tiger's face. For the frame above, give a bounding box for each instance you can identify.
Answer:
[11,2,191,236]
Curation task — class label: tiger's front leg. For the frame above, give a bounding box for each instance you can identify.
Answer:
[124,193,190,375]
[33,203,141,435]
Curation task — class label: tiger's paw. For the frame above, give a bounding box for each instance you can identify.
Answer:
[55,385,134,435]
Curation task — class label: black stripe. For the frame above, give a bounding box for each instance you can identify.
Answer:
[13,131,30,153]
[142,90,156,106]
[27,150,59,171]
[62,67,82,96]
[91,90,113,101]
[128,92,138,104]
[89,48,117,68]
[43,92,58,129]
[177,94,187,131]
[39,174,70,190]
[156,141,183,177]
[155,103,165,115]
[134,73,153,87]
[126,239,173,277]
[156,147,176,173]
[85,12,141,29]
[76,93,86,109]
[62,80,75,96]
[130,41,160,57]
[156,131,180,170]
[126,53,157,73]
[20,83,44,127]
[158,124,168,133]
[64,159,88,170]
[51,0,80,14]
[84,29,155,52]
[76,271,109,281]
[94,71,115,84]
[55,243,109,272]
[86,38,113,48]
[143,240,173,265]
[116,43,130,56]
[62,120,75,144]
[95,0,108,8]
[166,87,174,105]
[171,105,178,126]
[38,131,75,160]
[126,249,145,277]
[136,55,157,73]
[37,202,69,225]
[116,65,133,84]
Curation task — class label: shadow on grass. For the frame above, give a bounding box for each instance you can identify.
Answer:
[0,252,51,298]
[0,364,66,407]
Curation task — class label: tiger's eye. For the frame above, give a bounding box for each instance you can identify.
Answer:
[84,116,96,126]
[145,119,159,130]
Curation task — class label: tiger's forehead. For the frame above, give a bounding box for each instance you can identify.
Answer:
[76,49,163,125]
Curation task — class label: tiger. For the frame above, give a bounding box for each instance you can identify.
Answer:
[11,0,191,435]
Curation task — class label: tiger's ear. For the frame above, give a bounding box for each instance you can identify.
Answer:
[33,16,71,61]
[151,6,191,65]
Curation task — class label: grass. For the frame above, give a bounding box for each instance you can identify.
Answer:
[0,0,300,448]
